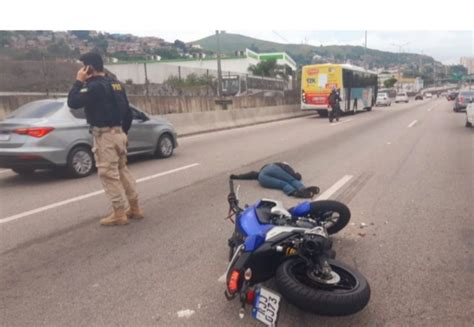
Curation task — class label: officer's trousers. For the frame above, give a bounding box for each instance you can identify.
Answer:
[91,127,138,210]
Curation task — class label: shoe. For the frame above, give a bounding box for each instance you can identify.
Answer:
[306,186,320,197]
[100,208,129,226]
[126,198,144,220]
[293,188,313,199]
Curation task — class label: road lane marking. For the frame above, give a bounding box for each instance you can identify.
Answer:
[407,120,418,128]
[0,163,200,224]
[316,175,353,200]
[330,118,354,126]
[218,273,226,283]
[0,169,10,174]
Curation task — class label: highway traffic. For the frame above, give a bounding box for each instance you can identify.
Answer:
[1,97,473,326]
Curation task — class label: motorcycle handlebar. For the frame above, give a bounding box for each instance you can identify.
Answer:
[229,178,234,194]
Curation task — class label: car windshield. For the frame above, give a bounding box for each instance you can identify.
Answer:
[460,91,474,97]
[398,93,406,96]
[378,93,387,97]
[7,101,63,119]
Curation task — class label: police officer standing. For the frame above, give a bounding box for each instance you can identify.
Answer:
[328,87,342,123]
[68,52,144,226]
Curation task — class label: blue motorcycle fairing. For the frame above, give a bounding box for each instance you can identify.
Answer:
[289,201,311,217]
[237,202,273,252]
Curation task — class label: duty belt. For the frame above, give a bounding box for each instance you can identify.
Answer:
[90,126,123,136]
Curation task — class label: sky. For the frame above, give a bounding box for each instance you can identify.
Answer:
[2,0,473,65]
[119,30,473,65]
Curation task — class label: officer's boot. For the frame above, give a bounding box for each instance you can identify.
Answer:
[100,208,129,226]
[126,198,144,220]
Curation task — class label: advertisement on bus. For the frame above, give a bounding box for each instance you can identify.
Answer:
[301,65,342,110]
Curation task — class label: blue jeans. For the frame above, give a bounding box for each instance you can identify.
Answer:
[258,164,305,195]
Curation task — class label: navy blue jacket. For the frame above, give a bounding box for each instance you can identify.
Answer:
[68,75,133,133]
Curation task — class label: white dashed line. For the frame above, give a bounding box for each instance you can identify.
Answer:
[316,175,354,200]
[0,163,200,224]
[218,273,227,283]
[407,120,418,128]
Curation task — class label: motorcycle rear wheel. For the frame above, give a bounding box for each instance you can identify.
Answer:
[276,258,370,316]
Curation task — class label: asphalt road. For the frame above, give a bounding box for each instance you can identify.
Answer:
[1,98,473,327]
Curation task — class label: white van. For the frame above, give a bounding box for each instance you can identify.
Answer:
[395,92,409,103]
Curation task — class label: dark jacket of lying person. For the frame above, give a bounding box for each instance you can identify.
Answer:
[230,162,319,198]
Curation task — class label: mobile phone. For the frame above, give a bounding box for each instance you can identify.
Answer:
[84,65,93,75]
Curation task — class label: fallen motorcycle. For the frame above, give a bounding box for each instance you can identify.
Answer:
[224,179,370,326]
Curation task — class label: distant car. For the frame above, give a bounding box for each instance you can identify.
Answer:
[415,94,423,101]
[466,101,474,128]
[425,93,433,99]
[395,92,409,103]
[447,92,458,101]
[376,92,391,106]
[0,99,178,178]
[453,90,474,112]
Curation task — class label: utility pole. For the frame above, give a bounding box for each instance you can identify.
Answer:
[41,52,49,97]
[391,42,410,91]
[216,30,223,97]
[143,62,149,98]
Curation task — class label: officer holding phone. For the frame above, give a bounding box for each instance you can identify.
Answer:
[68,52,144,226]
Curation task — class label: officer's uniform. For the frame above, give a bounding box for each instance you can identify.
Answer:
[68,76,138,212]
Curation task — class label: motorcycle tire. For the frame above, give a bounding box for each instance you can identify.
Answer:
[308,200,351,234]
[276,258,370,316]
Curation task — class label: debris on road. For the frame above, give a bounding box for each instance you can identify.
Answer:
[177,309,195,318]
[360,222,367,228]
[358,232,366,237]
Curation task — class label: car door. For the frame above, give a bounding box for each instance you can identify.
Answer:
[127,107,154,154]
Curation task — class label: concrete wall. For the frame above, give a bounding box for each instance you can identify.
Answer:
[165,104,308,136]
[0,94,305,135]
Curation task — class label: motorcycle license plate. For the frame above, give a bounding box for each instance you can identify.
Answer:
[252,287,281,326]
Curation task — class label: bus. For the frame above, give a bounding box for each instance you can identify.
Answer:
[301,64,378,116]
[221,74,286,96]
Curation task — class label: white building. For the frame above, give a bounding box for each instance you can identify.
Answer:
[105,49,297,85]
[460,57,474,74]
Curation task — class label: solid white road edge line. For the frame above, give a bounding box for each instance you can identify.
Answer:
[0,163,200,224]
[217,174,354,282]
[316,175,354,200]
[408,120,418,128]
[0,169,10,174]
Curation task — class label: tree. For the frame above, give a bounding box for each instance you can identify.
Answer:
[248,59,279,77]
[384,77,397,88]
[174,40,187,52]
[449,65,468,80]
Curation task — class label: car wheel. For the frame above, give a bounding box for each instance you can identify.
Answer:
[66,146,94,178]
[154,134,174,158]
[466,120,473,128]
[12,167,35,175]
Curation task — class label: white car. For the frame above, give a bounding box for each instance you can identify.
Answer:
[466,102,474,128]
[425,93,433,99]
[376,92,391,106]
[395,92,409,103]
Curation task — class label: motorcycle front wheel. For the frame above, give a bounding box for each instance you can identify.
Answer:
[308,200,351,234]
[276,258,370,316]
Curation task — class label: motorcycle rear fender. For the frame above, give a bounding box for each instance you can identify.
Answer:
[289,201,311,217]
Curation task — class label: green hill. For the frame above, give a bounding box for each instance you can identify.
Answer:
[192,33,439,70]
